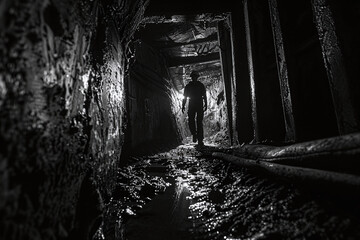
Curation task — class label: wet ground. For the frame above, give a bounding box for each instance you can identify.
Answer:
[100,143,360,240]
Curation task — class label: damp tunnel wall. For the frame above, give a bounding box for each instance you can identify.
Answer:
[0,0,147,239]
[123,40,182,156]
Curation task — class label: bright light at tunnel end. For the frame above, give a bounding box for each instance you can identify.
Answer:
[175,91,185,101]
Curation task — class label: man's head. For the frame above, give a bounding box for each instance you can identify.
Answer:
[190,71,200,81]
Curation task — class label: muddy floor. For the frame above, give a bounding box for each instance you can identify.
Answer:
[100,144,360,240]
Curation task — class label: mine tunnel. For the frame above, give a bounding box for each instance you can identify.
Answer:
[1,0,360,239]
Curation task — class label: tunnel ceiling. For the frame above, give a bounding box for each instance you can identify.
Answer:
[137,13,229,90]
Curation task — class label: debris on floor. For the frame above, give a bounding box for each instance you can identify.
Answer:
[100,144,360,240]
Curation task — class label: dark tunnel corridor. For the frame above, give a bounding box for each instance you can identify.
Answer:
[124,12,234,156]
[1,0,360,239]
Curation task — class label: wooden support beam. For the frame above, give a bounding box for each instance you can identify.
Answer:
[312,0,359,134]
[218,19,237,145]
[143,13,230,24]
[167,52,220,67]
[159,33,218,50]
[268,0,296,142]
[228,16,239,145]
[244,0,259,142]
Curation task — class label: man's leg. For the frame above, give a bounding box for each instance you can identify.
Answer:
[188,108,197,142]
[196,108,204,144]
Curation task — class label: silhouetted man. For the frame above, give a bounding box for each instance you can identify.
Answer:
[182,71,207,146]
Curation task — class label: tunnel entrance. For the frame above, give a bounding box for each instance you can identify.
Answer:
[125,13,237,155]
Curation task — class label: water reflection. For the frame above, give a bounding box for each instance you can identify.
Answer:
[104,145,360,240]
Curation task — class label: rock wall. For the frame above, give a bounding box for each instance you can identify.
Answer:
[125,40,181,155]
[203,76,229,144]
[0,0,147,239]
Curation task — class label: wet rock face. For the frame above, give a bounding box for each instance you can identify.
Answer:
[0,0,147,239]
[203,76,229,144]
[126,41,181,155]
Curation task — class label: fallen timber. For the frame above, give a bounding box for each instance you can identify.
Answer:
[212,132,360,192]
[213,152,360,191]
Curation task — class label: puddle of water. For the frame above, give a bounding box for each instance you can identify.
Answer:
[124,168,192,240]
[102,145,360,240]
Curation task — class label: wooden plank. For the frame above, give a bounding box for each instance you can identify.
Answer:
[167,52,220,67]
[218,19,236,145]
[312,0,359,134]
[159,33,218,50]
[228,15,239,145]
[268,0,296,142]
[143,13,230,24]
[244,0,259,142]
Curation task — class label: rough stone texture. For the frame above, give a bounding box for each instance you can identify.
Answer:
[203,75,229,144]
[126,40,181,155]
[0,0,147,239]
[118,145,360,240]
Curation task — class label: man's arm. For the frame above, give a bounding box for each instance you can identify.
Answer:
[203,92,207,112]
[202,85,207,112]
[182,97,187,113]
[182,86,188,113]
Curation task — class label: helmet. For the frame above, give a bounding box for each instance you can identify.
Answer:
[190,71,200,78]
